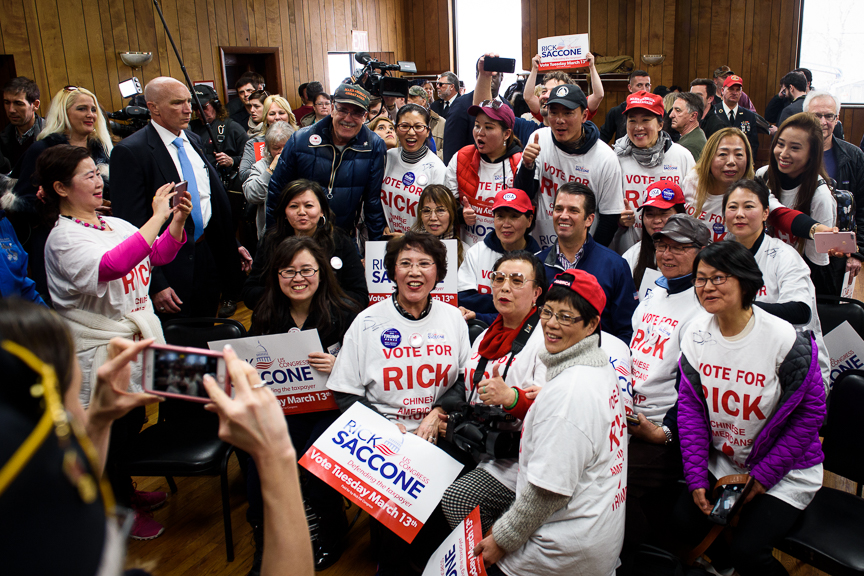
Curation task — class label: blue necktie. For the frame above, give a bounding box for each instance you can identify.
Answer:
[172,137,204,241]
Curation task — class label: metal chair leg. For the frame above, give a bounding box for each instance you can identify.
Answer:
[221,449,235,562]
[166,476,178,493]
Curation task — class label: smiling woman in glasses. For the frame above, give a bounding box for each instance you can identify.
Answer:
[410,184,466,266]
[380,103,446,235]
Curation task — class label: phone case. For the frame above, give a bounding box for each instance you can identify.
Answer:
[142,343,229,403]
[814,231,856,254]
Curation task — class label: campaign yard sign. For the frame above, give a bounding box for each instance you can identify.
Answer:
[209,330,337,414]
[538,34,589,71]
[365,239,458,306]
[823,320,864,389]
[422,506,486,576]
[300,403,463,543]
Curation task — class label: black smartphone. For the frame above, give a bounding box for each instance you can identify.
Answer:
[709,484,747,525]
[172,181,188,208]
[625,413,640,426]
[484,57,516,74]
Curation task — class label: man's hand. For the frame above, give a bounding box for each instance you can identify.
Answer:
[154,287,183,314]
[523,133,541,169]
[531,53,541,71]
[239,246,253,273]
[214,152,234,168]
[96,199,113,217]
[461,196,477,226]
[477,52,500,78]
[619,200,636,227]
[477,363,516,407]
[474,534,506,566]
[626,413,668,444]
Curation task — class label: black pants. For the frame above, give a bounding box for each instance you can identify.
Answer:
[105,406,148,507]
[805,256,838,297]
[673,477,802,576]
[245,410,346,545]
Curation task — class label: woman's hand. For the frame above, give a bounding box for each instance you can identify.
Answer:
[202,345,296,463]
[459,306,476,321]
[586,51,596,68]
[742,478,766,505]
[627,413,668,444]
[473,533,506,566]
[523,385,542,400]
[477,364,516,407]
[168,190,193,242]
[692,488,712,515]
[619,200,636,228]
[437,411,449,436]
[89,337,162,427]
[308,352,336,374]
[414,407,443,443]
[152,182,178,222]
[531,53,541,71]
[269,153,281,173]
[461,196,477,227]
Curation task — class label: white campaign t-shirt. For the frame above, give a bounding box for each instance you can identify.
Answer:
[614,144,696,253]
[682,170,730,243]
[457,240,501,295]
[327,298,469,432]
[603,330,635,420]
[524,127,625,250]
[756,166,837,266]
[622,242,663,301]
[680,309,822,510]
[463,325,546,490]
[750,234,830,392]
[498,362,627,576]
[381,148,447,233]
[631,284,705,422]
[445,152,516,247]
[45,217,156,395]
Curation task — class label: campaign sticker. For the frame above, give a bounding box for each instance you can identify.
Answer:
[713,222,725,234]
[331,256,343,270]
[661,188,675,201]
[381,328,402,348]
[503,192,517,202]
[417,174,428,186]
[648,188,660,198]
[309,134,322,145]
[409,333,424,348]
[288,327,301,334]
[403,172,416,187]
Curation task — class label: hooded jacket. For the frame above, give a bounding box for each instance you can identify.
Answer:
[265,116,386,239]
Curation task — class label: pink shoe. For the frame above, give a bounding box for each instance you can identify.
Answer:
[131,489,168,511]
[130,510,165,540]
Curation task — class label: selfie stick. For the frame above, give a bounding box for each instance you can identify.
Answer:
[151,0,221,153]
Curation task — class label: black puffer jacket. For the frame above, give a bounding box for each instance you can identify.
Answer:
[832,136,864,259]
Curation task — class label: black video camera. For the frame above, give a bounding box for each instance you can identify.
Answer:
[351,52,417,99]
[442,397,521,459]
[108,90,150,139]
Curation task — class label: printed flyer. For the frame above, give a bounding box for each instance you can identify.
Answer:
[422,506,486,576]
[209,330,337,414]
[538,33,589,71]
[300,404,463,542]
[823,320,864,389]
[365,239,458,306]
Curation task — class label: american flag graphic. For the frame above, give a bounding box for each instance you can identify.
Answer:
[376,435,403,456]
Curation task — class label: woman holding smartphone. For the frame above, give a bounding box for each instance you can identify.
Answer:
[676,241,825,576]
[246,235,361,572]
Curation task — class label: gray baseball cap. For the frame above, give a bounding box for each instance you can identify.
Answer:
[652,214,711,247]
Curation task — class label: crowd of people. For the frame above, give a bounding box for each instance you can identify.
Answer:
[1,50,862,576]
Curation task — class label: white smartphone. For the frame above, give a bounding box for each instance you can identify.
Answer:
[142,343,229,403]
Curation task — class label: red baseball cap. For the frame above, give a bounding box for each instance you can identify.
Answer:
[468,100,515,130]
[723,75,744,89]
[624,91,665,117]
[639,180,685,211]
[550,269,606,317]
[492,188,533,214]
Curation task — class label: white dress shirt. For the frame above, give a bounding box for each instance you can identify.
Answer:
[151,121,212,227]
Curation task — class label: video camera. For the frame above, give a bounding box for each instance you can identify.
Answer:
[107,78,150,138]
[351,52,417,99]
[441,396,521,459]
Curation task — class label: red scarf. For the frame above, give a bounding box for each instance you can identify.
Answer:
[477,307,538,360]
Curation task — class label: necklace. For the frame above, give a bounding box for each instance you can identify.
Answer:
[61,214,107,231]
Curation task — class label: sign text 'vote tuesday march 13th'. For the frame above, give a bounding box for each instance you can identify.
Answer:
[209,330,338,415]
[300,404,463,543]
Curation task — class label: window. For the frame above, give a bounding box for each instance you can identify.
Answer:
[454,0,523,97]
[327,53,354,94]
[799,0,864,104]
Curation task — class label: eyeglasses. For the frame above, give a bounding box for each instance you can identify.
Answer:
[278,267,318,279]
[314,101,331,108]
[539,306,583,326]
[478,99,505,109]
[812,113,837,122]
[490,271,535,288]
[396,259,435,271]
[435,82,453,87]
[396,123,429,133]
[334,105,366,120]
[421,207,448,217]
[654,242,697,255]
[692,275,733,287]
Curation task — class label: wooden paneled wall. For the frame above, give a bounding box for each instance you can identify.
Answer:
[839,108,864,152]
[401,0,451,75]
[0,0,407,115]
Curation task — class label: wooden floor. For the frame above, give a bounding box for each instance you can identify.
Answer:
[124,301,861,575]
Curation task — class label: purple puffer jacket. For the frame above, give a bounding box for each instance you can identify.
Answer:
[678,331,826,493]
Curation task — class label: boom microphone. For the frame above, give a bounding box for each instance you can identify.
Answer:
[355,52,373,65]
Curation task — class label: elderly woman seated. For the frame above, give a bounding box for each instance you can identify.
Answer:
[242,121,295,239]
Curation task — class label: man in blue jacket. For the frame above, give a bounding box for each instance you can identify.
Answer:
[266,84,386,239]
[0,208,45,305]
[535,182,638,343]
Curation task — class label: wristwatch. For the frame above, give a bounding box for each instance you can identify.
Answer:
[660,425,673,445]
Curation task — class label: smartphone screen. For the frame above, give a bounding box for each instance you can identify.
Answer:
[144,345,227,402]
[484,57,516,74]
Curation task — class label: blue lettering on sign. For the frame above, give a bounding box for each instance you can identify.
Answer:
[381,328,401,348]
[402,172,416,187]
[331,432,426,499]
[372,270,391,283]
[830,354,864,384]
[259,365,314,386]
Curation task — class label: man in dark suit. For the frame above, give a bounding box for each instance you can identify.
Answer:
[711,74,761,156]
[110,77,241,318]
[430,72,460,119]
